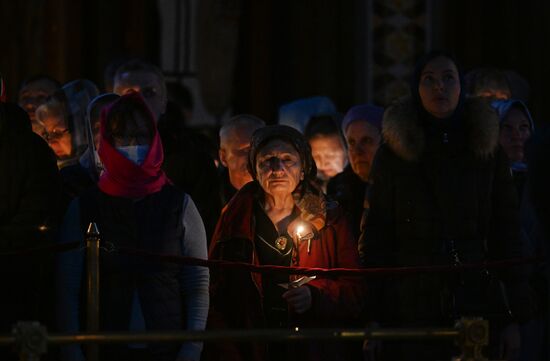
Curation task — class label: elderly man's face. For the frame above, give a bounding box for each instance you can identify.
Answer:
[256,139,302,197]
[18,80,58,123]
[309,134,347,181]
[219,126,256,190]
[114,71,166,121]
[345,121,381,182]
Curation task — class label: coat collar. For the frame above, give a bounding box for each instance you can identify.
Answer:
[382,97,500,161]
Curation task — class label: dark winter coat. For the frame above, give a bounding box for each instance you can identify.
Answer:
[219,167,237,207]
[160,123,222,243]
[0,103,61,333]
[206,181,364,361]
[0,103,61,249]
[360,97,533,327]
[327,165,368,241]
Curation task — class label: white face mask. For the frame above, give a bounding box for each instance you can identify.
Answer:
[116,145,150,165]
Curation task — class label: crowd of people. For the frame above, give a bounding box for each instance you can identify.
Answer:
[0,51,549,361]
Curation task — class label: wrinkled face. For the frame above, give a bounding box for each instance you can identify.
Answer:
[499,107,531,163]
[418,56,461,119]
[345,121,381,182]
[219,127,256,190]
[114,71,166,121]
[41,115,72,158]
[18,80,57,122]
[256,139,303,197]
[309,134,347,181]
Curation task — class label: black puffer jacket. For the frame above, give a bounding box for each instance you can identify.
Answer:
[360,97,533,326]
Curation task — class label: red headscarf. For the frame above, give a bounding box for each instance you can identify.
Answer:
[97,92,169,198]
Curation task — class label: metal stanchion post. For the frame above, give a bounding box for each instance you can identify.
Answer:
[455,317,489,361]
[85,222,100,361]
[12,322,47,361]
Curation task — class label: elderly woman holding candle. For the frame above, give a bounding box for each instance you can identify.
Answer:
[206,125,363,361]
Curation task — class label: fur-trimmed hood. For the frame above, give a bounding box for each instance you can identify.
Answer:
[382,97,500,161]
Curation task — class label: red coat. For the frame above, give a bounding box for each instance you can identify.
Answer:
[205,181,364,361]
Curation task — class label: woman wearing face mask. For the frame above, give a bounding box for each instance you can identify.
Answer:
[359,52,533,361]
[56,92,209,361]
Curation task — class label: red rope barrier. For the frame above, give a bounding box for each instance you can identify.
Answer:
[117,246,544,279]
[0,240,543,279]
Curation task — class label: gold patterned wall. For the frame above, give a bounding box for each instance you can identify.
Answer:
[368,0,431,106]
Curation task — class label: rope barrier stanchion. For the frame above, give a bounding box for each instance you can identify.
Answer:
[12,322,47,361]
[85,223,100,361]
[455,318,490,361]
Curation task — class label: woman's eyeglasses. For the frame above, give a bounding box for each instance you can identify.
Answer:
[42,129,70,141]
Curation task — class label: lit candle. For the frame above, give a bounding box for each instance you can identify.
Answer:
[296,224,305,239]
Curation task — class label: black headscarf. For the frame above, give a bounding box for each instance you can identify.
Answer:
[248,124,317,181]
[411,51,466,122]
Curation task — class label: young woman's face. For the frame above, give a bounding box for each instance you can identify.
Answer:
[499,107,532,163]
[418,56,461,119]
